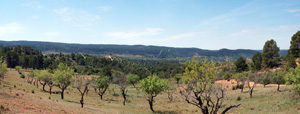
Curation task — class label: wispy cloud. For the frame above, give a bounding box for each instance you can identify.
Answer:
[0,22,23,36]
[44,32,60,36]
[22,0,43,9]
[230,24,300,37]
[105,28,164,40]
[54,7,100,30]
[99,6,112,11]
[288,9,300,13]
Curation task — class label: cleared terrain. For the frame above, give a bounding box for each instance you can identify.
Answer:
[0,69,300,114]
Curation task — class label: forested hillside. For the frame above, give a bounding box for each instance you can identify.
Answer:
[0,41,287,62]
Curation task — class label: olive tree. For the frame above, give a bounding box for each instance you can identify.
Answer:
[54,63,74,99]
[139,75,168,112]
[180,58,240,114]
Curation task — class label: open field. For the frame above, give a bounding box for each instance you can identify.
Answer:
[1,69,300,114]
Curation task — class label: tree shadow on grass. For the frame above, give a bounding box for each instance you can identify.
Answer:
[154,110,179,114]
[65,100,80,104]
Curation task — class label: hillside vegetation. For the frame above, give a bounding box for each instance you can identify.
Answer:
[0,40,288,62]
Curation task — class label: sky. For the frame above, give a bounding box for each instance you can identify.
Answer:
[0,0,299,50]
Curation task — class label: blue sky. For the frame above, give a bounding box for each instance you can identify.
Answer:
[0,0,299,50]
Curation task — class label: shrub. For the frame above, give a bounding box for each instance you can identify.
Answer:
[49,96,51,99]
[237,96,242,101]
[0,105,4,109]
[232,85,237,90]
[14,85,16,88]
[20,75,25,78]
[112,93,119,97]
[125,99,131,103]
[31,90,35,93]
[55,91,62,94]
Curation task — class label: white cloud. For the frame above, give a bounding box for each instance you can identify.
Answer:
[44,32,60,36]
[105,28,164,39]
[99,6,112,11]
[0,22,23,36]
[288,9,300,13]
[54,7,100,30]
[22,0,43,9]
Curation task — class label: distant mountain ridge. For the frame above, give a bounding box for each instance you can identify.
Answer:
[0,40,288,62]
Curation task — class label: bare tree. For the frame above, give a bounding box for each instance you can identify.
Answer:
[73,76,91,108]
[247,72,259,98]
[114,72,128,105]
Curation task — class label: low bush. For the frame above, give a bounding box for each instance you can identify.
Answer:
[112,93,119,97]
[237,96,242,101]
[31,90,35,93]
[20,75,25,78]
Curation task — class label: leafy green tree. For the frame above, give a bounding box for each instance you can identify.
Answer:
[235,56,248,73]
[262,39,280,68]
[288,31,300,58]
[139,75,168,112]
[38,70,52,91]
[47,71,55,95]
[0,62,7,85]
[127,74,140,88]
[272,71,286,91]
[71,52,75,60]
[285,66,300,92]
[286,53,297,69]
[174,74,181,84]
[252,52,262,71]
[6,51,19,68]
[180,58,240,114]
[96,76,110,100]
[54,63,74,99]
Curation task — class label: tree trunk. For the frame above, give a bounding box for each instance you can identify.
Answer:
[132,83,136,88]
[61,89,65,99]
[250,89,253,98]
[36,81,39,88]
[49,87,52,95]
[122,90,126,105]
[148,99,154,112]
[264,84,266,87]
[277,84,280,91]
[241,84,244,92]
[80,93,84,108]
[42,84,46,91]
[100,95,103,100]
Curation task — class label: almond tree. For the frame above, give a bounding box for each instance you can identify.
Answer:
[139,75,168,112]
[114,72,128,105]
[272,70,286,91]
[73,76,91,108]
[180,58,240,114]
[54,63,74,99]
[96,76,110,100]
